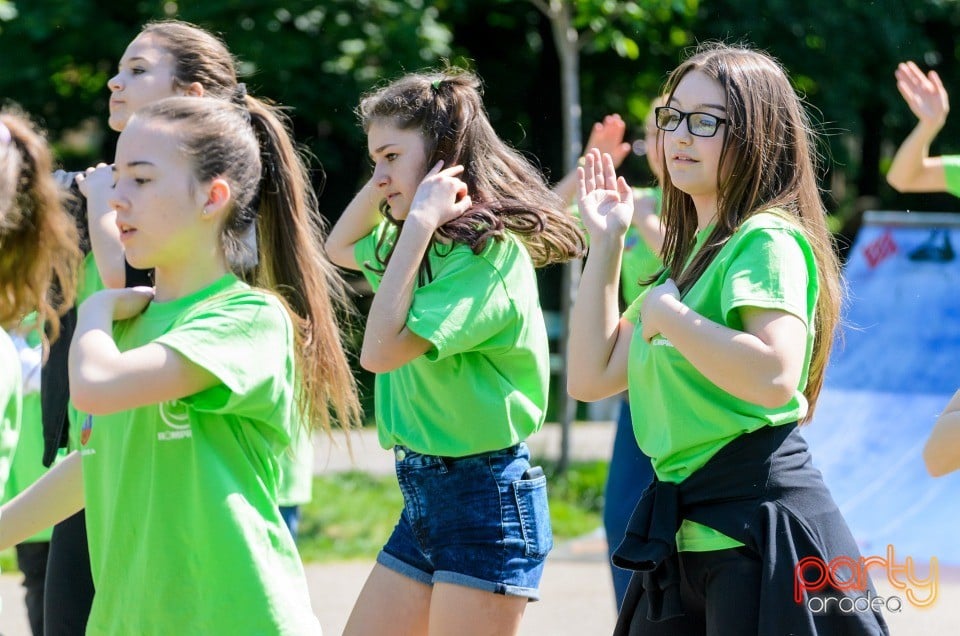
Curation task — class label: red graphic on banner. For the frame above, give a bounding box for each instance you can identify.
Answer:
[863,230,898,268]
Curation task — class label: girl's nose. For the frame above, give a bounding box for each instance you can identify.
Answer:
[673,118,693,143]
[108,73,122,92]
[373,165,389,188]
[108,189,127,213]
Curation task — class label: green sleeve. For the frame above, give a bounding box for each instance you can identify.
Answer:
[406,249,516,361]
[77,253,106,305]
[720,227,815,327]
[354,221,395,291]
[942,155,960,198]
[622,292,645,324]
[154,292,294,437]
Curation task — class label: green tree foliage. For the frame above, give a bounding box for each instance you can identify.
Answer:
[174,1,454,185]
[0,1,136,138]
[4,0,960,266]
[0,0,455,210]
[696,0,960,224]
[440,0,697,183]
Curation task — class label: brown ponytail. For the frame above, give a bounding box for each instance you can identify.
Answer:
[133,96,362,440]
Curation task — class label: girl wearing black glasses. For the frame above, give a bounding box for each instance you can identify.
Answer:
[568,42,888,635]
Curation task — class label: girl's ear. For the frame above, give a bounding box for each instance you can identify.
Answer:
[181,82,205,98]
[201,178,231,220]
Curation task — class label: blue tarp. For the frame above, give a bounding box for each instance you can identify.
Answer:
[802,211,960,565]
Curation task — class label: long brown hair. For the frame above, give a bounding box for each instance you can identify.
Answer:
[358,67,585,274]
[133,96,362,438]
[0,109,81,345]
[657,43,841,421]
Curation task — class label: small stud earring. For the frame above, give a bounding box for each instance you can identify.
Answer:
[201,207,210,216]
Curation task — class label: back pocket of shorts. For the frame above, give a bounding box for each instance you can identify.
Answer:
[513,475,553,560]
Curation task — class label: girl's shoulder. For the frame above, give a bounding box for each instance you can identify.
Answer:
[737,208,802,233]
[416,235,532,304]
[428,228,508,259]
[720,209,814,273]
[732,208,810,246]
[174,278,290,332]
[436,231,529,274]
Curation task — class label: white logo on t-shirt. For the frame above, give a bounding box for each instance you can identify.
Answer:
[158,400,193,441]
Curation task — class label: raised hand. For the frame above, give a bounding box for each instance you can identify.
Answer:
[75,163,115,205]
[408,161,472,229]
[584,114,632,169]
[896,61,950,130]
[576,148,633,239]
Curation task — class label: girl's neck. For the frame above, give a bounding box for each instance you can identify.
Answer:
[692,195,718,231]
[152,257,231,302]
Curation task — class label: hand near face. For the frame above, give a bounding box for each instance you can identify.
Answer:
[75,163,116,213]
[576,148,633,239]
[408,161,473,229]
[640,278,680,342]
[895,61,950,129]
[584,114,632,170]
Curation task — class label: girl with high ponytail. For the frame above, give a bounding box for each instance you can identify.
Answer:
[0,95,360,635]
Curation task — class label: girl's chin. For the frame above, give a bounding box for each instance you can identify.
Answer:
[122,251,153,271]
[388,206,410,221]
[107,114,128,133]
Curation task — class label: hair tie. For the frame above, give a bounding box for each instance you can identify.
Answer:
[0,121,10,145]
[232,83,252,123]
[232,82,248,107]
[430,79,442,93]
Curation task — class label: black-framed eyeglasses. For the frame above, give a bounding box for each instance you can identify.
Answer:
[655,106,727,138]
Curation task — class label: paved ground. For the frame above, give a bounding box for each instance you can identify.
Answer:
[0,422,957,634]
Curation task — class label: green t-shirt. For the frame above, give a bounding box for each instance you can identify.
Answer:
[0,330,21,508]
[80,274,320,635]
[77,251,107,303]
[3,326,53,543]
[620,187,663,304]
[67,253,108,452]
[355,222,550,457]
[623,210,818,552]
[942,155,960,197]
[277,425,313,508]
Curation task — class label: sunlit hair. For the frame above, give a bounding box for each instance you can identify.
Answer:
[656,42,842,421]
[131,96,362,439]
[357,67,585,275]
[0,109,81,348]
[139,20,239,100]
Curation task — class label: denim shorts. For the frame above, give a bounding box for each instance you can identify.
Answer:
[378,442,553,600]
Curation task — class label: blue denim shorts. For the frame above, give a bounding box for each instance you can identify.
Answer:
[377,442,553,600]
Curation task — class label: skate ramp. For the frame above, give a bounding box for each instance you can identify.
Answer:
[802,211,960,566]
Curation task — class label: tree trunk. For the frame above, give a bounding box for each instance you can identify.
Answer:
[545,1,581,475]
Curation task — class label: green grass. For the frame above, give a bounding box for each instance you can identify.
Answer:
[296,471,405,562]
[296,460,608,562]
[539,460,607,539]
